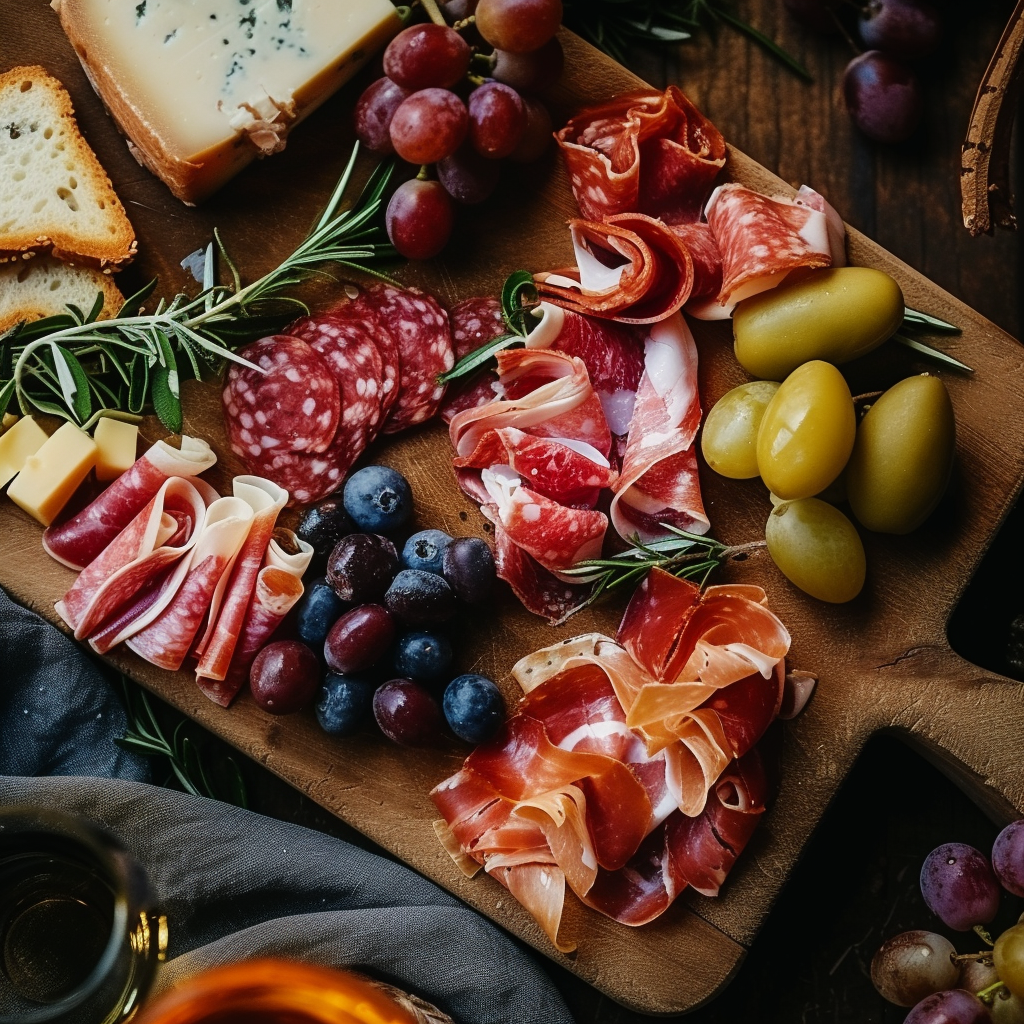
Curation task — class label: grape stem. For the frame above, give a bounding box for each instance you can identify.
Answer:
[419,0,449,27]
[952,952,995,964]
[416,164,430,181]
[976,980,1009,1004]
[974,924,997,947]
[452,15,476,30]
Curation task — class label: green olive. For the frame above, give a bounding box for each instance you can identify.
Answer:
[756,360,856,501]
[766,498,866,603]
[733,267,905,380]
[702,381,781,479]
[846,374,955,534]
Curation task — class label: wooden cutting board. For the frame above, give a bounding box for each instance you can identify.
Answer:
[4,6,1024,1014]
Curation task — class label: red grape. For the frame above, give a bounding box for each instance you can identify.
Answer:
[327,533,398,603]
[390,88,469,164]
[373,678,446,747]
[783,0,840,34]
[871,931,959,1007]
[441,0,478,19]
[992,819,1024,897]
[437,145,501,204]
[858,0,942,61]
[386,179,454,260]
[442,537,495,602]
[475,0,563,53]
[468,82,525,159]
[905,990,992,1024]
[843,51,924,144]
[354,78,411,156]
[383,24,471,91]
[920,843,1001,931]
[323,604,395,674]
[491,37,564,92]
[508,96,553,162]
[250,641,320,715]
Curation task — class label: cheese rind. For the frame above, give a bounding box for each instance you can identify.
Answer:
[8,421,98,526]
[0,415,49,488]
[54,0,401,204]
[93,416,139,481]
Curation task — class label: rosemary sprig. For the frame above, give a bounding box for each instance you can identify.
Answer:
[562,0,811,81]
[0,144,398,432]
[898,306,972,373]
[557,523,765,622]
[115,677,248,808]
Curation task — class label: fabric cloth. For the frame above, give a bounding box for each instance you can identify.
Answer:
[0,589,574,1024]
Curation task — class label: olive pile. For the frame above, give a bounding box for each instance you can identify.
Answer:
[701,267,957,603]
[249,465,504,747]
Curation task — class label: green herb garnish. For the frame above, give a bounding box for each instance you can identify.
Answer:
[0,144,398,432]
[898,306,972,373]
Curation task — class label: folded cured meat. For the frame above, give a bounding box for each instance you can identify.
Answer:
[556,86,726,223]
[432,569,791,948]
[610,312,708,542]
[55,476,208,640]
[535,214,694,324]
[43,436,216,570]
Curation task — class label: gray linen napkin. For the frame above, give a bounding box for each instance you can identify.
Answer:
[0,590,575,1024]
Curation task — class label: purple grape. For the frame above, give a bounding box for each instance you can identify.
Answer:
[904,990,992,1024]
[354,78,411,156]
[389,88,469,165]
[440,0,479,20]
[491,37,564,92]
[250,641,320,715]
[993,819,1024,897]
[386,179,454,261]
[843,51,924,144]
[383,24,471,91]
[373,679,446,746]
[508,96,553,163]
[920,843,1001,931]
[871,931,959,1007]
[783,0,840,33]
[441,536,495,603]
[324,604,396,674]
[326,534,398,604]
[437,145,501,205]
[468,82,525,159]
[858,0,942,61]
[296,497,354,568]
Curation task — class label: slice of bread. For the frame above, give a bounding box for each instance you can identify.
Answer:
[0,255,124,332]
[0,66,136,269]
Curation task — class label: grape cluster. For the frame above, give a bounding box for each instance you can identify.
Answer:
[247,465,505,749]
[871,820,1024,1023]
[784,0,943,144]
[356,0,564,260]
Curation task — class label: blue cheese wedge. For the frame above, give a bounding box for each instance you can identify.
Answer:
[52,0,401,204]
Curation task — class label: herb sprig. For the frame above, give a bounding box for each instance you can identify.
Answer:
[0,144,398,432]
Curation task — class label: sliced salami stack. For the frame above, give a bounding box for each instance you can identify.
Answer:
[221,283,454,505]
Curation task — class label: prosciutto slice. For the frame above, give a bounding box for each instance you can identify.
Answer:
[194,477,288,685]
[610,313,708,543]
[55,477,208,640]
[43,436,217,570]
[556,87,726,223]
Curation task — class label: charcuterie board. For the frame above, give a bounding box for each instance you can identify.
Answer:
[4,3,1024,1014]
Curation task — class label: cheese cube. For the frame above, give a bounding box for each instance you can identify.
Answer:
[8,421,98,526]
[0,415,49,489]
[53,0,402,204]
[93,416,139,481]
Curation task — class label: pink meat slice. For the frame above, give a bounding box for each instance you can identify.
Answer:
[223,335,340,463]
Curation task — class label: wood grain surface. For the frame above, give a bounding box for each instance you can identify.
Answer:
[2,1,1024,1016]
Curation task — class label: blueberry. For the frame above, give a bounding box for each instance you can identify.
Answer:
[343,466,413,533]
[392,631,453,684]
[295,577,346,648]
[401,529,453,574]
[316,673,376,736]
[443,674,504,744]
[385,569,457,626]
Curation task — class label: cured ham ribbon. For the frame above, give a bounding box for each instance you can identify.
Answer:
[55,477,209,640]
[43,436,217,570]
[194,477,288,685]
[556,86,726,223]
[432,569,791,948]
[610,312,708,543]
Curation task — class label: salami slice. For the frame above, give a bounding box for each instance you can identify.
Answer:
[222,336,341,466]
[361,283,454,433]
[449,296,507,359]
[440,372,499,425]
[335,292,402,425]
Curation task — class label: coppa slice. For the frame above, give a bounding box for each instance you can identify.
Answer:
[223,335,341,460]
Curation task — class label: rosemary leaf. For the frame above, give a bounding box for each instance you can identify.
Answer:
[891,333,974,373]
[903,307,962,334]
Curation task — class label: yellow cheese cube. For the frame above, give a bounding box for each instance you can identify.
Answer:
[0,415,49,489]
[93,417,139,482]
[8,421,98,526]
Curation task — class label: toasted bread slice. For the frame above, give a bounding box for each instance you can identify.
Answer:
[0,255,124,332]
[0,66,136,268]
